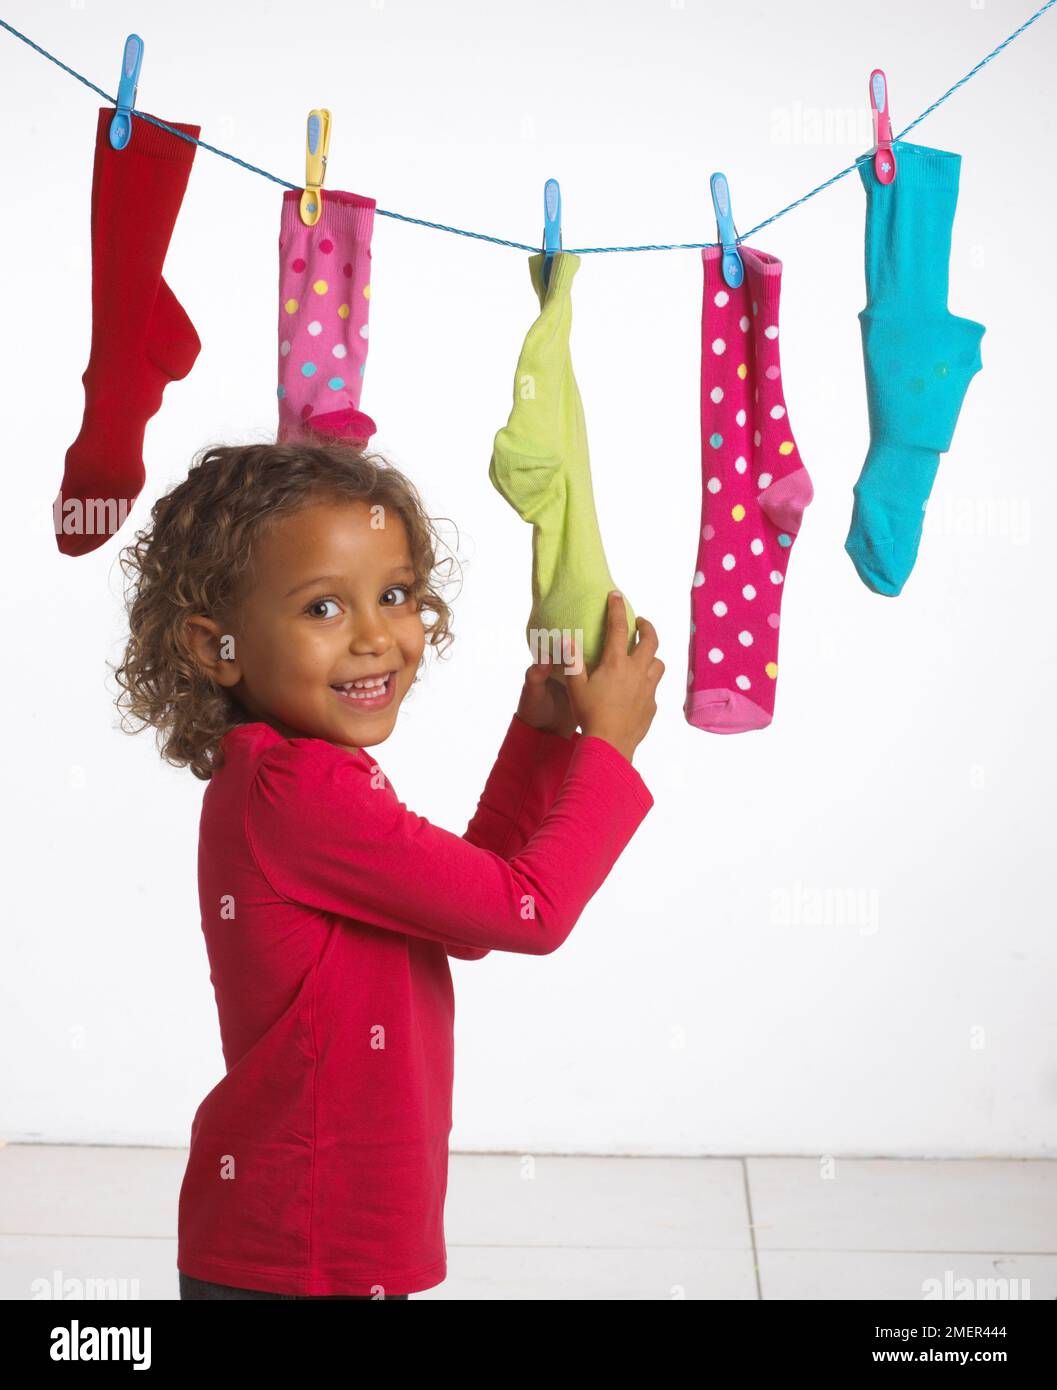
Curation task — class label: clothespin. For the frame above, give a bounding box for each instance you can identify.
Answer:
[541,178,562,291]
[300,109,332,226]
[869,68,896,184]
[710,172,743,289]
[108,34,144,151]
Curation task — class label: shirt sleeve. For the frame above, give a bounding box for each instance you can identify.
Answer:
[450,713,582,959]
[245,731,653,956]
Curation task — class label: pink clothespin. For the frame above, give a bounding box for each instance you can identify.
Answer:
[869,69,896,184]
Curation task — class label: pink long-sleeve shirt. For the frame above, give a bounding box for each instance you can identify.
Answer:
[176,712,653,1297]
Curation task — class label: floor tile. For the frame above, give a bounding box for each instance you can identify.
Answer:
[445,1153,750,1248]
[758,1249,1056,1300]
[747,1157,1057,1252]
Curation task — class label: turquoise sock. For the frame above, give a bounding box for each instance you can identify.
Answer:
[846,141,985,596]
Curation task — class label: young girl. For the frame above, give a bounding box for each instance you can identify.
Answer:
[113,438,662,1300]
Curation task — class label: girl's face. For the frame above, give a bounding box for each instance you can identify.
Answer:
[218,498,425,755]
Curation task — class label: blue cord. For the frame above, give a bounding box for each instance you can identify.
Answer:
[1,1,1052,254]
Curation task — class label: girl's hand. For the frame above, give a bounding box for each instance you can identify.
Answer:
[564,591,664,765]
[516,661,580,739]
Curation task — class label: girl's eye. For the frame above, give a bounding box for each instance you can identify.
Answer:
[306,598,342,619]
[306,588,411,618]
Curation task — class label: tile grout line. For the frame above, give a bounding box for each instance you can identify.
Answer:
[740,1157,763,1300]
[3,1235,1056,1256]
[3,1235,1057,1256]
[7,1145,1057,1161]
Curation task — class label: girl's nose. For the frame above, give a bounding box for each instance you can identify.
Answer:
[346,613,392,652]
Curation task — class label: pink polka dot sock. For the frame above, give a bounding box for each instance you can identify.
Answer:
[277,190,377,444]
[684,245,814,733]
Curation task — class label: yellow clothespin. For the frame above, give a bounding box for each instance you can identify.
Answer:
[300,109,331,226]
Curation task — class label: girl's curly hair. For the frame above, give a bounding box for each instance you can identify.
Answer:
[110,438,461,782]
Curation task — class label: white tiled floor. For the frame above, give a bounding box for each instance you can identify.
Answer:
[1,1144,1054,1300]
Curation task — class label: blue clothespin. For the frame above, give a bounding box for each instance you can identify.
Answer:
[109,34,144,151]
[710,172,744,289]
[542,178,562,290]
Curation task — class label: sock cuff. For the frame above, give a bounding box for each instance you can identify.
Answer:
[858,140,962,197]
[860,142,966,311]
[740,244,783,317]
[96,107,201,164]
[529,250,580,303]
[703,244,782,317]
[281,189,376,245]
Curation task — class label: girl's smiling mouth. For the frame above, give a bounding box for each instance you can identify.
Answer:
[330,671,398,711]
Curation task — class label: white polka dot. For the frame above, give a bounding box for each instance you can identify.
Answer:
[734,456,747,474]
[750,538,764,556]
[765,325,778,339]
[722,553,736,571]
[332,343,348,358]
[770,569,784,584]
[736,409,746,427]
[752,300,758,315]
[739,315,750,332]
[708,647,724,663]
[770,404,786,419]
[754,430,762,446]
[690,620,696,635]
[736,675,751,691]
[692,570,705,587]
[710,386,724,404]
[307,320,323,336]
[742,584,756,600]
[758,472,773,489]
[712,338,727,355]
[359,323,369,339]
[714,290,729,308]
[280,340,291,356]
[738,630,753,646]
[687,669,694,685]
[712,600,728,616]
[707,477,722,494]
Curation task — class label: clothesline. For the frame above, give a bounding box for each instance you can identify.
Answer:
[2,1,1053,253]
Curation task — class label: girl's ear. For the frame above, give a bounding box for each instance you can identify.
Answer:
[184,616,242,689]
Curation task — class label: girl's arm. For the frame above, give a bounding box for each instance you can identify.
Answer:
[449,713,581,959]
[246,731,652,957]
[462,712,581,857]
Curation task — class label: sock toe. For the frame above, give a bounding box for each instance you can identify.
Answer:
[845,534,902,596]
[845,491,921,596]
[685,686,772,733]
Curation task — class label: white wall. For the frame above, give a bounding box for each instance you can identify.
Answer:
[2,0,1053,1157]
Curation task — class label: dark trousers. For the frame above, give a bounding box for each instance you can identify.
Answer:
[179,1271,409,1300]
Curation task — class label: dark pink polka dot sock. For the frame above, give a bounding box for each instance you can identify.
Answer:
[684,245,814,733]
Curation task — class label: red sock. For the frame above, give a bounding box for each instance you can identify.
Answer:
[54,108,201,556]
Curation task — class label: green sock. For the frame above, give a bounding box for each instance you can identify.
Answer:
[490,252,636,675]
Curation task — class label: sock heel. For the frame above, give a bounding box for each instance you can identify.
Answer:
[146,279,201,380]
[758,466,814,533]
